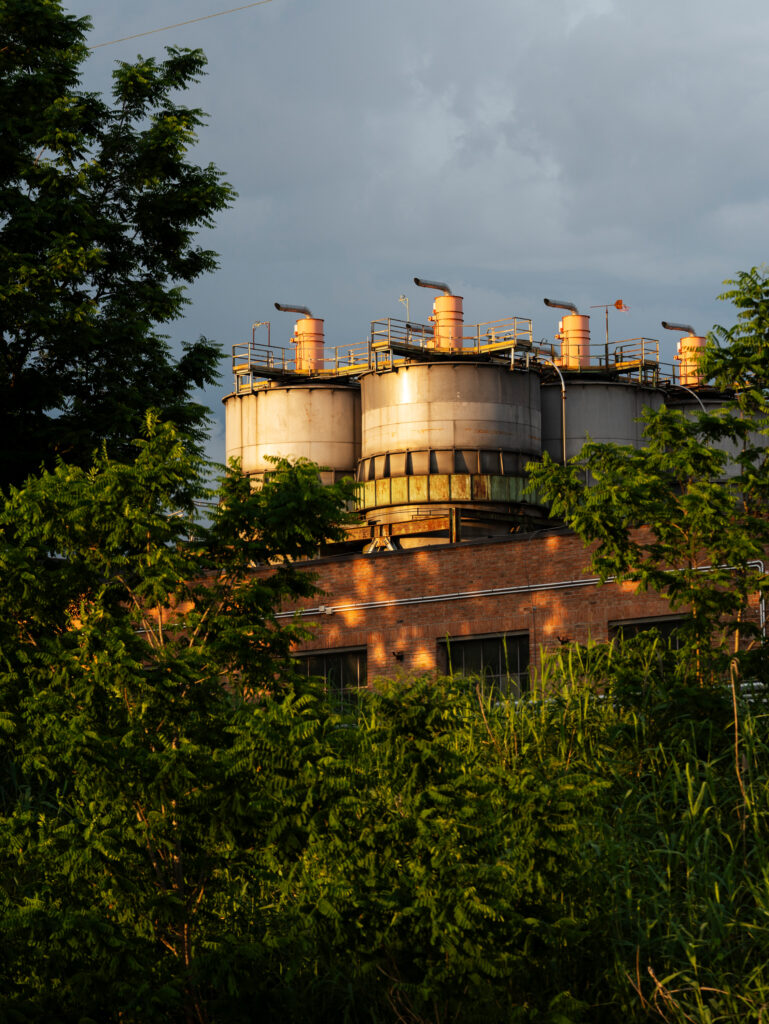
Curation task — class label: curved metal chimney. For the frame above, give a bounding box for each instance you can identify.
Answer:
[274,302,324,372]
[544,299,589,369]
[662,321,706,388]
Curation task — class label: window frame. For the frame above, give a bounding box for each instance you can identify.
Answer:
[293,645,368,705]
[437,630,530,698]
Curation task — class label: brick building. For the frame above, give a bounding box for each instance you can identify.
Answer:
[278,529,765,695]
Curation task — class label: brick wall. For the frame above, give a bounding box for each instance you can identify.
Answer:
[279,529,764,686]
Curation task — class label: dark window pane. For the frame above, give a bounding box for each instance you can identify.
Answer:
[461,639,484,675]
[439,633,529,697]
[304,654,325,679]
[293,648,367,707]
[609,617,688,650]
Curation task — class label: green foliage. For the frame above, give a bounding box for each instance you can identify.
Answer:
[1,424,768,1024]
[0,416,354,1022]
[706,266,769,401]
[0,0,234,485]
[267,677,603,1023]
[248,654,769,1024]
[0,420,611,1023]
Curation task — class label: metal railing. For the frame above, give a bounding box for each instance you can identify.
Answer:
[231,322,691,389]
[369,315,534,355]
[370,317,434,349]
[232,339,371,388]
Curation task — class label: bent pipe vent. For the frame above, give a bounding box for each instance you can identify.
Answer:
[544,297,579,314]
[275,302,313,318]
[414,277,452,295]
[662,320,697,336]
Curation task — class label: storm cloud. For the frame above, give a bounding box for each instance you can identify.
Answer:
[80,0,769,459]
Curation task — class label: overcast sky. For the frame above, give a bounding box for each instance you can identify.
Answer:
[76,0,769,463]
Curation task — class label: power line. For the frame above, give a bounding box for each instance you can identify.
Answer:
[90,0,276,49]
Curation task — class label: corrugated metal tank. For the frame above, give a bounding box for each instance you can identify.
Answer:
[541,381,664,462]
[224,383,360,485]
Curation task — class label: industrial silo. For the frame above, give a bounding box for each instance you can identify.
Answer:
[539,298,665,462]
[355,278,544,541]
[223,305,360,486]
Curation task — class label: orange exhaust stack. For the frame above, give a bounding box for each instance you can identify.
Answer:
[275,303,324,372]
[662,321,706,388]
[414,277,464,350]
[544,298,591,369]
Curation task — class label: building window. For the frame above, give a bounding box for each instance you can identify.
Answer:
[609,615,688,649]
[293,647,367,706]
[438,632,529,697]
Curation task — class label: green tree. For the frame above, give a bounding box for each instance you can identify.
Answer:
[706,265,769,404]
[0,0,233,486]
[527,270,769,685]
[0,416,353,1021]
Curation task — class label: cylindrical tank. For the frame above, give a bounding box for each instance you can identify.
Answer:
[675,334,707,387]
[429,294,464,350]
[557,314,591,369]
[361,362,540,463]
[224,382,360,485]
[541,380,664,462]
[356,362,542,524]
[292,317,325,372]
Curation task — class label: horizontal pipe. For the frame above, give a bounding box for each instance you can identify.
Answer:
[277,560,767,621]
[544,297,578,314]
[278,572,607,618]
[275,302,313,317]
[414,277,452,295]
[662,320,696,335]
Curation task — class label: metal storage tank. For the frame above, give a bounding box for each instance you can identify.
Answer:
[356,361,542,526]
[540,380,664,462]
[224,382,361,485]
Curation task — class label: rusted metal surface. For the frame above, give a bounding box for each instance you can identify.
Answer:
[390,476,409,505]
[429,474,450,502]
[472,476,490,501]
[292,316,325,373]
[375,478,391,508]
[354,472,532,512]
[449,474,471,501]
[408,476,429,504]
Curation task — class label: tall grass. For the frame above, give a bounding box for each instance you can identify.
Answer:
[204,639,769,1022]
[491,639,769,1023]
